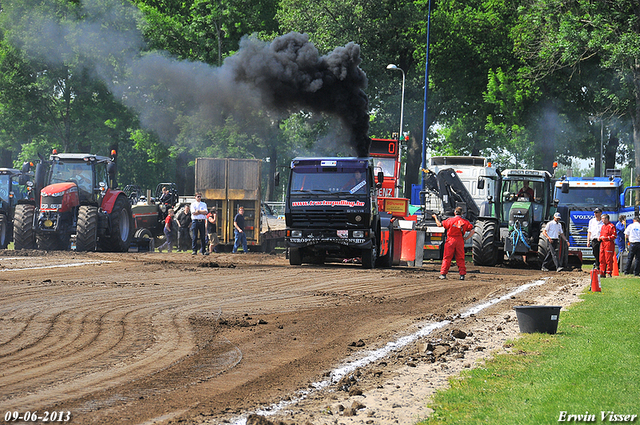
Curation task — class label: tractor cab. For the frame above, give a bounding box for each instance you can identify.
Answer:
[500,173,550,231]
[44,153,116,205]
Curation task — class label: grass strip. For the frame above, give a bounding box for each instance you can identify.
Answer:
[420,275,640,425]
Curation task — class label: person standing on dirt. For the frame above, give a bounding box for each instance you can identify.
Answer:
[587,208,604,270]
[432,207,474,280]
[624,216,640,276]
[191,193,209,256]
[157,208,175,253]
[175,204,191,252]
[207,206,220,253]
[541,212,568,272]
[598,213,616,278]
[615,215,627,253]
[233,206,248,253]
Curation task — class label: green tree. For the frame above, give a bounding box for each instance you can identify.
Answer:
[513,0,640,179]
[0,0,143,164]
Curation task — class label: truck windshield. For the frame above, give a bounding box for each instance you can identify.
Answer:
[373,158,395,177]
[556,188,618,209]
[290,169,367,194]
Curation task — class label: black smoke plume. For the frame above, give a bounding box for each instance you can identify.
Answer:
[8,1,371,156]
[226,32,371,156]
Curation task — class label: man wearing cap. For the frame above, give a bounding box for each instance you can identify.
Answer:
[587,208,604,269]
[541,212,568,272]
[599,214,616,277]
[623,216,640,276]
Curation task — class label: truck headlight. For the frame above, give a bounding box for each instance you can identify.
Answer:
[352,230,365,238]
[291,230,302,238]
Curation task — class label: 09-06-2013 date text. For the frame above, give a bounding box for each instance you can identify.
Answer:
[4,411,71,422]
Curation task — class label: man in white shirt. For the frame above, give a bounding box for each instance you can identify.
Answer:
[541,212,568,272]
[586,208,603,269]
[190,193,209,255]
[623,216,640,276]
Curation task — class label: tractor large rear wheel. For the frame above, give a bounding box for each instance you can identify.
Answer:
[100,195,133,252]
[0,213,9,249]
[472,220,499,266]
[13,204,36,250]
[76,205,98,252]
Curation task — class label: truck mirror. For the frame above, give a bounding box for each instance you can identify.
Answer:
[21,161,30,174]
[477,178,485,190]
[18,174,28,186]
[561,182,569,193]
[377,171,384,186]
[553,198,560,207]
[274,171,280,187]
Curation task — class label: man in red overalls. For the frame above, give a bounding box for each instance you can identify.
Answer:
[432,207,475,280]
[599,213,616,278]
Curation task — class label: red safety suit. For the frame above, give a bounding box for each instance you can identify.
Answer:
[440,215,473,276]
[599,222,616,276]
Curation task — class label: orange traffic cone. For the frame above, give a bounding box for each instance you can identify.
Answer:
[613,253,619,276]
[590,269,601,292]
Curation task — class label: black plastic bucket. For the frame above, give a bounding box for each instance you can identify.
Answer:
[513,306,562,334]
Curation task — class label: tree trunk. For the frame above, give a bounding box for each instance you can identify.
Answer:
[604,130,619,173]
[0,148,11,168]
[634,62,640,186]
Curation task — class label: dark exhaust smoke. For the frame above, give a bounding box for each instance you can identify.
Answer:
[226,32,371,157]
[8,1,371,156]
[120,32,371,156]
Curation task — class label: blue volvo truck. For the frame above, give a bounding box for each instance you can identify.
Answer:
[554,175,624,260]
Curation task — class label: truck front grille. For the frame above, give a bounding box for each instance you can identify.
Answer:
[290,210,350,228]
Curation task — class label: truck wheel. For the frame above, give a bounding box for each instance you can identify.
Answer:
[134,228,153,239]
[0,214,8,249]
[362,244,377,269]
[289,248,302,265]
[537,235,549,267]
[76,205,98,252]
[472,220,499,266]
[13,204,36,250]
[375,228,393,268]
[101,195,134,252]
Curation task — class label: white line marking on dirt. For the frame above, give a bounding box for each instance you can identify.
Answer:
[0,260,114,272]
[230,277,550,425]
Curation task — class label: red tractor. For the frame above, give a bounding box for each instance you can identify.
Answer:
[13,150,133,251]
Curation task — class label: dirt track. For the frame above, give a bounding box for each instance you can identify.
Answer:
[0,250,588,424]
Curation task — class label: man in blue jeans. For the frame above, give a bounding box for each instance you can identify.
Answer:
[190,193,209,255]
[233,206,248,253]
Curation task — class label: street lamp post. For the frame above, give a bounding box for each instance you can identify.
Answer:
[386,64,405,142]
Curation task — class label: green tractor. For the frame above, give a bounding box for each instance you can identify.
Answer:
[472,168,574,268]
[0,164,33,248]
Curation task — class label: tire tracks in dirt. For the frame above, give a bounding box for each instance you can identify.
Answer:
[0,251,569,424]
